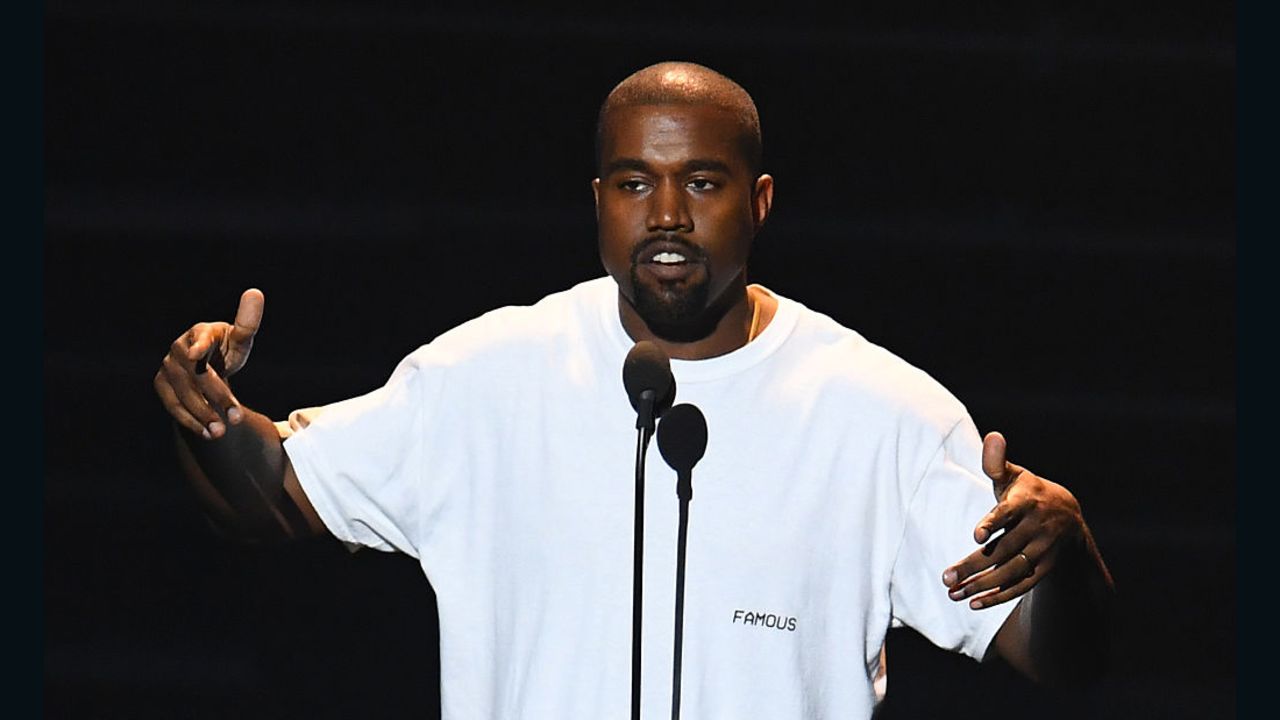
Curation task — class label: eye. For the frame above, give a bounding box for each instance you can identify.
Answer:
[618,179,651,193]
[686,178,717,192]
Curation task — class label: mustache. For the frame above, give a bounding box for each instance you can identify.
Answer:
[629,234,708,266]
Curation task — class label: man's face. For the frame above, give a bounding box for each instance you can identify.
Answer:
[594,103,771,341]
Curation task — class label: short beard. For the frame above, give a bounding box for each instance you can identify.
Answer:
[629,266,714,343]
[626,233,737,342]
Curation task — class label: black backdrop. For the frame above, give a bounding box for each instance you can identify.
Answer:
[45,2,1235,717]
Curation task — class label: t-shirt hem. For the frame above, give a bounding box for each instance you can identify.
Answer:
[284,429,394,553]
[963,595,1022,662]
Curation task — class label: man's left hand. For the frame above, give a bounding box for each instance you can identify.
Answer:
[941,431,1086,609]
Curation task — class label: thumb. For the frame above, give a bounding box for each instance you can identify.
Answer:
[227,288,264,349]
[982,431,1014,494]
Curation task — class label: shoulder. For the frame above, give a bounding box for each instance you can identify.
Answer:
[398,277,612,369]
[407,279,611,361]
[770,289,970,436]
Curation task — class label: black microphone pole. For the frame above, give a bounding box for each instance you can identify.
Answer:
[631,398,651,720]
[671,466,692,720]
[622,342,675,720]
[656,403,708,720]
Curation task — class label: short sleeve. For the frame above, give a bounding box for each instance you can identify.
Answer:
[888,416,1021,661]
[283,356,446,558]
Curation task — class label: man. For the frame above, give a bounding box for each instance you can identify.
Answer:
[155,62,1113,718]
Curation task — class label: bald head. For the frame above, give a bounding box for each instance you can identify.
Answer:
[596,62,763,176]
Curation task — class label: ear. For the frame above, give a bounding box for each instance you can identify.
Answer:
[751,174,774,231]
[591,178,601,220]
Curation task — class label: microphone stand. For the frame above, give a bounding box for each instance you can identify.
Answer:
[655,403,707,720]
[632,388,656,720]
[670,468,692,720]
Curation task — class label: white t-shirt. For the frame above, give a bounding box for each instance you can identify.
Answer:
[285,277,1018,719]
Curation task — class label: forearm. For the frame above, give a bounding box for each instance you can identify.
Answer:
[1004,526,1116,687]
[174,406,306,542]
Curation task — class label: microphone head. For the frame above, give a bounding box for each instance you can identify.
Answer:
[622,341,675,415]
[657,403,708,474]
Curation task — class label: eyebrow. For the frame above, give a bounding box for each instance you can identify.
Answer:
[601,158,735,176]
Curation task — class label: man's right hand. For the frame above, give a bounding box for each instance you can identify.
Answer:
[154,289,265,440]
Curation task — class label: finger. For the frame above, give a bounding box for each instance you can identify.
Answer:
[973,500,1023,543]
[943,520,1037,587]
[950,536,1054,602]
[948,551,1031,602]
[195,347,211,375]
[154,370,213,438]
[193,364,244,424]
[227,288,264,348]
[966,541,1057,609]
[967,569,1040,609]
[982,430,1028,498]
[948,548,1032,600]
[944,540,1000,588]
[182,323,227,364]
[160,354,226,437]
[981,431,1009,481]
[984,431,1035,504]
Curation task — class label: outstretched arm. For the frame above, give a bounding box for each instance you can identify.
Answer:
[154,289,326,542]
[942,432,1115,687]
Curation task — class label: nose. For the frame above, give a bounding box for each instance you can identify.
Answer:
[646,180,692,232]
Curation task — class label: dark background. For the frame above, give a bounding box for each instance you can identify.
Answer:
[45,1,1235,717]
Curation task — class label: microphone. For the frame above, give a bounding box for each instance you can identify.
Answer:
[656,404,707,503]
[622,341,675,720]
[656,403,708,720]
[623,340,675,434]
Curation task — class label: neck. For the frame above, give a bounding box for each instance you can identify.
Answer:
[617,282,777,361]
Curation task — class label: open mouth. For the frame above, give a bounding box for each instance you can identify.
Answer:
[634,239,705,282]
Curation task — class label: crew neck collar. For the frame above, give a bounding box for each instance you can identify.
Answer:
[593,277,799,383]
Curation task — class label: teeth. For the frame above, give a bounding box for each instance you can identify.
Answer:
[652,252,687,264]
